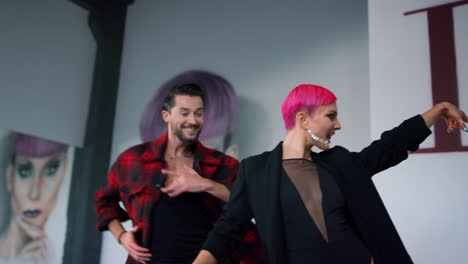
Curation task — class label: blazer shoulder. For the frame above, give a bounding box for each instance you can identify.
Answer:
[317,145,352,162]
[241,150,271,165]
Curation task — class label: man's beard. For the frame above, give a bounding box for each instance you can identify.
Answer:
[173,125,201,144]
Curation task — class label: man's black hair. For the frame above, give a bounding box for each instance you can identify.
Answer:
[162,83,205,111]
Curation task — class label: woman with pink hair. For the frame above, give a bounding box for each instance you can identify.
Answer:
[194,84,468,264]
[0,133,68,263]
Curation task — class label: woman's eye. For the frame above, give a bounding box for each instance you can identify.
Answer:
[16,163,33,179]
[328,114,336,120]
[43,159,61,177]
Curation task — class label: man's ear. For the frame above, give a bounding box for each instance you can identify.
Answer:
[6,165,13,192]
[161,110,170,123]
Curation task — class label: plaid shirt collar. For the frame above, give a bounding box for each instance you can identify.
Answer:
[140,132,223,166]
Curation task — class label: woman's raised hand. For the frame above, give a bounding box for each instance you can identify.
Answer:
[438,102,468,133]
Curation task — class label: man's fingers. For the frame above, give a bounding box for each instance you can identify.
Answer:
[160,185,173,193]
[129,252,150,264]
[129,250,151,259]
[125,242,152,264]
[166,189,183,197]
[161,181,182,193]
[128,249,151,263]
[161,169,178,176]
[129,249,151,258]
[121,230,151,263]
[183,164,195,172]
[127,246,152,257]
[126,240,151,254]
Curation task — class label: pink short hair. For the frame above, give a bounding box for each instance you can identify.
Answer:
[281,84,337,130]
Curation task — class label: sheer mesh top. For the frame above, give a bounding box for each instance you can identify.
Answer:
[282,158,328,241]
[280,158,372,263]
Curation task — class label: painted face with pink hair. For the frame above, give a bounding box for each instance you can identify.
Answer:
[6,133,68,227]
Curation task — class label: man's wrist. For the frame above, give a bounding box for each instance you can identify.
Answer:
[117,230,127,244]
[202,178,215,193]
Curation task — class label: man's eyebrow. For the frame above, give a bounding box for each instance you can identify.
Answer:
[178,107,204,111]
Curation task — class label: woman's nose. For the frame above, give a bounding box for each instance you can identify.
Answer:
[28,173,41,201]
[335,120,342,130]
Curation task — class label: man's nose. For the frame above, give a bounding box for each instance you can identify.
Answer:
[187,113,197,124]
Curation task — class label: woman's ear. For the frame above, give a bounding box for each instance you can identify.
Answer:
[295,112,308,129]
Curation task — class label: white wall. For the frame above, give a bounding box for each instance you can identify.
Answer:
[369,0,468,262]
[101,0,370,263]
[0,0,95,147]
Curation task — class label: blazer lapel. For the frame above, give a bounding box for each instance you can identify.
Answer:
[262,142,286,264]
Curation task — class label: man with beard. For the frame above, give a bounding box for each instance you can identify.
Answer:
[95,84,260,264]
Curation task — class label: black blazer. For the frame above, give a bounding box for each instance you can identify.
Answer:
[203,115,431,264]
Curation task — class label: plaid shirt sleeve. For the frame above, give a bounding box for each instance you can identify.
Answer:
[231,223,265,264]
[95,157,130,231]
[213,155,239,190]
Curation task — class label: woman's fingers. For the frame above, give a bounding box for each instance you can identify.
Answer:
[18,237,47,260]
[441,103,467,133]
[16,220,47,240]
[459,111,468,131]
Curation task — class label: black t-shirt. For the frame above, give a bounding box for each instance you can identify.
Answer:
[151,192,212,264]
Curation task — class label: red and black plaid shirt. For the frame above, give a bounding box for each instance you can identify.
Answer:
[95,133,263,264]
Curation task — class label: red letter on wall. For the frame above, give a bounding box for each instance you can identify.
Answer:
[405,0,468,153]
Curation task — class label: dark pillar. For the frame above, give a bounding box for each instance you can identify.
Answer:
[63,1,133,263]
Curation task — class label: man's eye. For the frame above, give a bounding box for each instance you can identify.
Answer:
[195,112,203,117]
[16,163,33,179]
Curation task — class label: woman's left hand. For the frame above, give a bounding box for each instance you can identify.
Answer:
[16,219,48,261]
[439,102,468,133]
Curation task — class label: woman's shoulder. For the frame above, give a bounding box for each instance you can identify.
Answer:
[241,150,273,165]
[241,142,284,164]
[316,145,353,162]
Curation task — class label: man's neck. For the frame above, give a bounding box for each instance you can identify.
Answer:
[165,134,195,160]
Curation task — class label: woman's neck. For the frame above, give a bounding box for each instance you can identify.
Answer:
[282,129,313,160]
